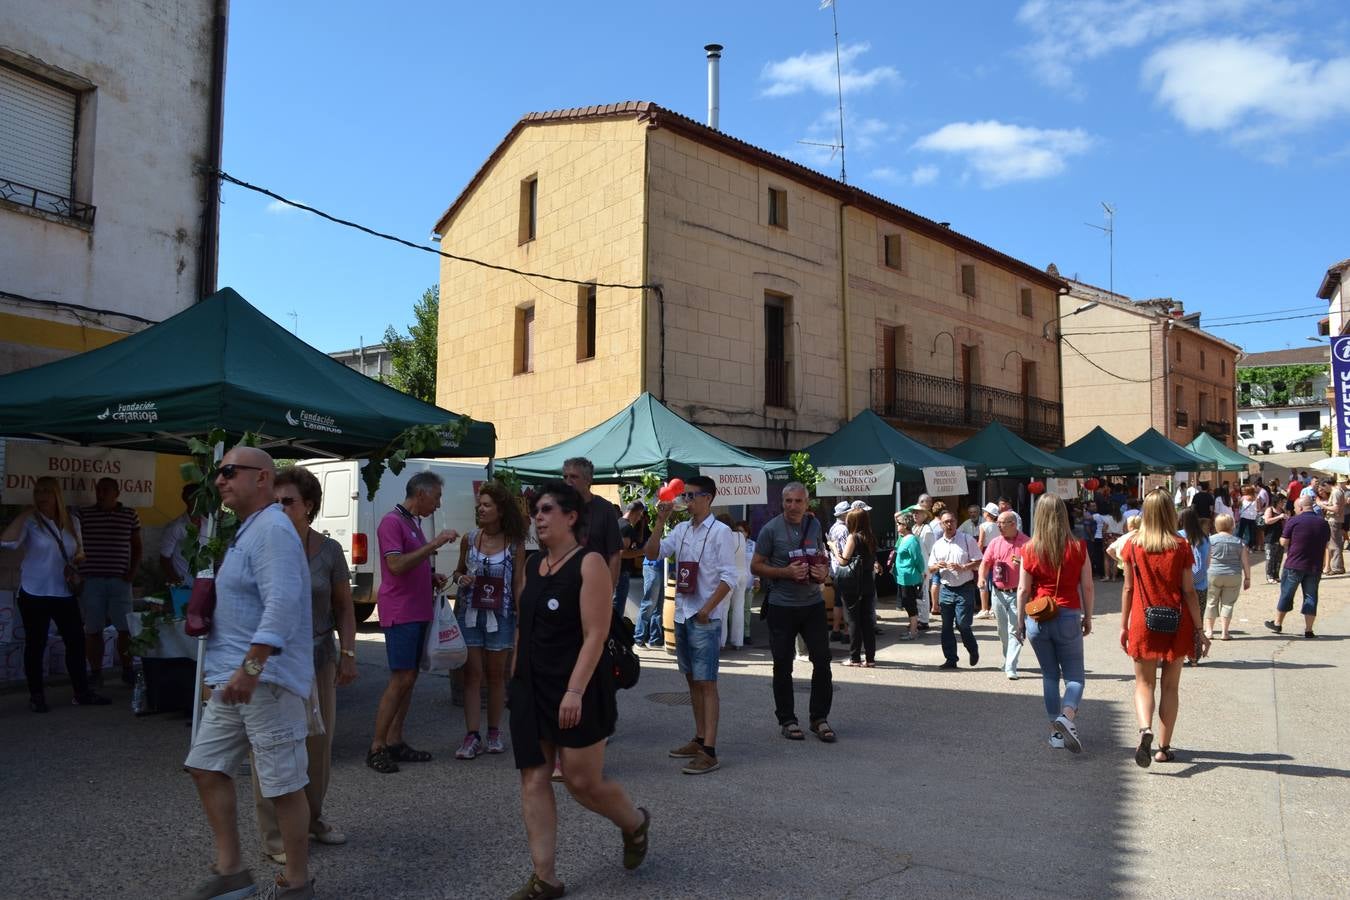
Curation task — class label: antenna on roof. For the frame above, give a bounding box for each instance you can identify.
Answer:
[797,0,847,182]
[1085,202,1115,296]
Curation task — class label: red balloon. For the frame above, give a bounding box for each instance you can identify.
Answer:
[1083,478,1100,492]
[658,485,677,502]
[668,478,685,495]
[1028,481,1047,495]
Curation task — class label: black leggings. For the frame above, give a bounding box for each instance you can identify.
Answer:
[842,586,877,662]
[17,590,89,699]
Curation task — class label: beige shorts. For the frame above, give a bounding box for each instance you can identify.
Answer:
[184,682,309,798]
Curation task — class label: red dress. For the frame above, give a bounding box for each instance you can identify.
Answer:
[1121,538,1195,661]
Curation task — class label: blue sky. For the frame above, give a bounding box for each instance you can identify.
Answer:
[218,0,1350,357]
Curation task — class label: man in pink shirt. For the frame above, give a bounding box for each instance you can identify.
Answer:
[978,511,1030,680]
[366,472,457,774]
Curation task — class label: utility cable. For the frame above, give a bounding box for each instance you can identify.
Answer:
[1061,310,1328,337]
[210,169,654,292]
[1060,335,1170,384]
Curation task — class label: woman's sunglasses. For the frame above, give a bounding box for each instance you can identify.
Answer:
[276,496,299,507]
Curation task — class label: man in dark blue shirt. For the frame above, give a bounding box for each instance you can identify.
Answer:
[1266,495,1331,639]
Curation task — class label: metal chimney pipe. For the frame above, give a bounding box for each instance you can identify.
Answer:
[705,44,723,130]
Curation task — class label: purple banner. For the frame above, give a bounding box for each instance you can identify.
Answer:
[1332,336,1350,453]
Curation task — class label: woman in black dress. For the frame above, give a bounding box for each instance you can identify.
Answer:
[508,481,649,900]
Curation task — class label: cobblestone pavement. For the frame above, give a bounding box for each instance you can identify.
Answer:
[3,565,1347,899]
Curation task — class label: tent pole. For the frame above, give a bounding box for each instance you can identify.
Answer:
[191,440,224,744]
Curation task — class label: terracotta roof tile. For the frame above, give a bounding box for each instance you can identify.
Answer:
[1238,347,1328,368]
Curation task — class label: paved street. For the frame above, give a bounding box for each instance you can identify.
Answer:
[3,568,1348,900]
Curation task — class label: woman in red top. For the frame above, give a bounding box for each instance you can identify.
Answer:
[1120,490,1209,768]
[1016,495,1093,754]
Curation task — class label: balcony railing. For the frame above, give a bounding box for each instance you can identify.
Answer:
[0,177,96,225]
[869,368,1062,444]
[1175,410,1189,428]
[1198,419,1231,438]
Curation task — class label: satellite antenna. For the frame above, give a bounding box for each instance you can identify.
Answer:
[1085,202,1115,296]
[288,311,299,335]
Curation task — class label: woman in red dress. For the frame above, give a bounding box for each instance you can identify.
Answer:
[1120,490,1210,767]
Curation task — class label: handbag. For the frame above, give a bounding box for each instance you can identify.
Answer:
[1024,552,1061,624]
[184,575,217,637]
[1131,556,1181,634]
[606,609,640,690]
[36,514,83,597]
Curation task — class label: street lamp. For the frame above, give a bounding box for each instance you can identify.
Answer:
[1043,301,1099,340]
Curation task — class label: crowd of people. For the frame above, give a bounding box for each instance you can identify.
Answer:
[4,450,1343,899]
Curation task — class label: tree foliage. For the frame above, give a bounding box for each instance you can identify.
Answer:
[1238,363,1327,407]
[383,285,439,403]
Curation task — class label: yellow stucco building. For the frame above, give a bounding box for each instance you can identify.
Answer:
[433,102,1066,457]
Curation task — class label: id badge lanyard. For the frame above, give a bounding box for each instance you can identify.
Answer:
[676,522,714,596]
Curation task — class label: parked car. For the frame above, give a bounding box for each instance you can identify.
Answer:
[1246,439,1274,455]
[307,458,487,623]
[1285,429,1324,452]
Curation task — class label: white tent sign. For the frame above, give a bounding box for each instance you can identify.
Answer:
[2,443,157,506]
[922,466,968,497]
[1046,478,1079,499]
[816,463,895,497]
[699,467,767,504]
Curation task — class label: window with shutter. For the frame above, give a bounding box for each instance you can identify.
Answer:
[0,63,78,215]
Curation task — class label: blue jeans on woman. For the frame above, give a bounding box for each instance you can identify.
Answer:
[1026,610,1084,720]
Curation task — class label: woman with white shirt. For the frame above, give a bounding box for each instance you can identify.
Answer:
[0,476,109,712]
[717,514,748,649]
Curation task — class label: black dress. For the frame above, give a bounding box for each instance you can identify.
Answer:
[510,549,617,770]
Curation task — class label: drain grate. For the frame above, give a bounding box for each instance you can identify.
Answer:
[645,692,692,706]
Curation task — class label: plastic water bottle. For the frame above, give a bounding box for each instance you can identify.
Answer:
[131,664,147,715]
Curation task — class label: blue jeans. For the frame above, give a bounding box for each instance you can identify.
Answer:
[938,581,979,664]
[990,587,1022,675]
[1277,566,1321,616]
[613,572,631,614]
[1026,610,1084,720]
[675,617,721,681]
[634,561,664,644]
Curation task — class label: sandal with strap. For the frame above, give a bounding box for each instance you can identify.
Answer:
[1134,729,1154,769]
[365,747,399,774]
[387,742,434,763]
[810,720,838,743]
[507,873,566,900]
[780,722,805,741]
[1154,746,1176,763]
[622,807,651,870]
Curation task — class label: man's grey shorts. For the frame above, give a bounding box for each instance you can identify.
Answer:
[80,577,133,634]
[184,682,309,798]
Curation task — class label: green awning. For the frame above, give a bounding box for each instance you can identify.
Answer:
[949,421,1086,478]
[1127,428,1213,471]
[1061,426,1174,475]
[1185,432,1257,472]
[803,409,984,480]
[498,393,788,483]
[0,287,496,459]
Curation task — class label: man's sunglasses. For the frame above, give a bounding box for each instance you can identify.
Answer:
[215,464,262,480]
[683,491,712,500]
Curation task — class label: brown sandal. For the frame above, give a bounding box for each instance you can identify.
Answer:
[810,720,837,743]
[622,807,650,870]
[508,873,566,900]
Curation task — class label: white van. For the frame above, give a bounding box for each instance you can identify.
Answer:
[306,459,487,622]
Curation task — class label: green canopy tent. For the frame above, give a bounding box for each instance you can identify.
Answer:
[1185,432,1257,473]
[802,409,984,480]
[1127,428,1214,471]
[949,421,1086,478]
[1060,426,1174,475]
[498,392,787,483]
[0,287,496,458]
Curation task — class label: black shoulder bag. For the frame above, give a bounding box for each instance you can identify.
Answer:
[606,609,640,690]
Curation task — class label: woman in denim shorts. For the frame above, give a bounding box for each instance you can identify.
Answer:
[452,481,527,759]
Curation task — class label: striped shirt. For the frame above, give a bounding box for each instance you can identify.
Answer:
[77,504,140,577]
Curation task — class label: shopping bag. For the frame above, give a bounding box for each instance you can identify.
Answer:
[422,594,468,672]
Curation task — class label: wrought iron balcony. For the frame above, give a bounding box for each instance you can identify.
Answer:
[869,368,1062,445]
[1197,419,1231,438]
[1175,410,1189,428]
[0,177,96,225]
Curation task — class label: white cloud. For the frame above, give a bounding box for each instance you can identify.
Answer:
[910,164,940,186]
[1016,0,1261,90]
[914,121,1093,185]
[761,43,900,97]
[265,198,301,214]
[1142,36,1350,137]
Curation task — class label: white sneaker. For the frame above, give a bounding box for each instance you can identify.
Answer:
[1052,715,1082,753]
[1048,733,1065,750]
[1006,670,1019,680]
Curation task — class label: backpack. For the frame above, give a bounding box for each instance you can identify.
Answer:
[606,609,640,690]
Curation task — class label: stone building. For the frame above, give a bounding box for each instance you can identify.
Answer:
[1056,272,1240,448]
[0,0,226,375]
[432,101,1066,458]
